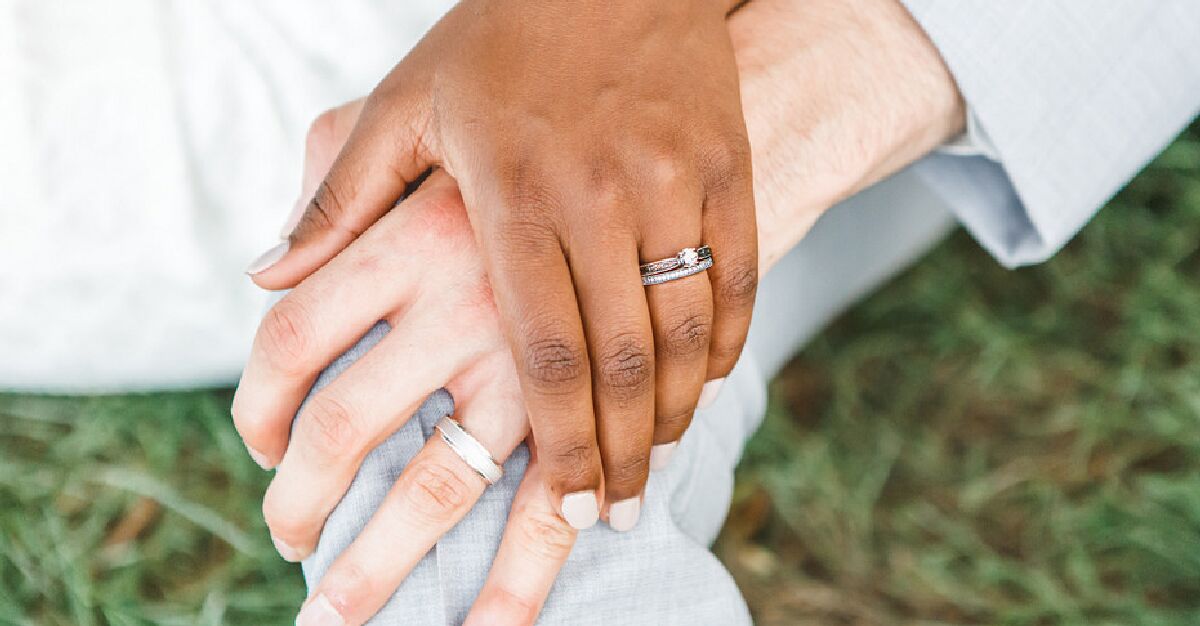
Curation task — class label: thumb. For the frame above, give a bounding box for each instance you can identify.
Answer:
[247,96,435,290]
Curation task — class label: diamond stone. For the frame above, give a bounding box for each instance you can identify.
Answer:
[679,248,699,266]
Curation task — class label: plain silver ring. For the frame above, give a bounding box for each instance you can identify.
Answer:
[435,415,503,485]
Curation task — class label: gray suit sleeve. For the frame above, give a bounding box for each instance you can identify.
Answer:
[899,0,1200,267]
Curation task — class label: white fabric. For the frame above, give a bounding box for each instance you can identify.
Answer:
[0,0,455,391]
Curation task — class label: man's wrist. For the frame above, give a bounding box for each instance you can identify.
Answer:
[729,0,965,273]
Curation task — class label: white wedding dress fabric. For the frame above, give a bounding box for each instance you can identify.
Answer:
[0,0,455,391]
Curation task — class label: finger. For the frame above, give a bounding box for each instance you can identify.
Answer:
[261,312,487,562]
[567,226,655,531]
[638,197,711,471]
[294,365,527,626]
[473,189,603,530]
[699,137,757,408]
[463,453,576,626]
[248,92,434,290]
[231,173,458,468]
[281,99,368,238]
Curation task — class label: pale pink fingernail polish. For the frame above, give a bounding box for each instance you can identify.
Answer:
[271,535,303,562]
[609,498,641,532]
[296,594,344,626]
[697,378,726,409]
[650,441,678,471]
[561,491,599,530]
[245,241,290,275]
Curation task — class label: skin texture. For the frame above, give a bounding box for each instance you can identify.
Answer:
[232,0,965,623]
[247,0,759,527]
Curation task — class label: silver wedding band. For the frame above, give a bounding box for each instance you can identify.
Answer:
[640,245,713,286]
[435,415,503,485]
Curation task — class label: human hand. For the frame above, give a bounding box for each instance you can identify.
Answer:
[233,101,583,622]
[249,0,758,531]
[234,0,967,620]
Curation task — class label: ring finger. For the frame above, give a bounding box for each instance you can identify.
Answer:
[638,189,711,471]
[295,358,528,626]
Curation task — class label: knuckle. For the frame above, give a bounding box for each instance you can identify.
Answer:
[301,393,364,459]
[549,441,599,487]
[511,501,576,559]
[717,258,759,310]
[606,453,650,492]
[662,312,712,360]
[657,409,693,435]
[402,460,473,522]
[700,136,752,193]
[708,339,747,373]
[645,154,690,197]
[522,329,588,392]
[258,299,315,375]
[494,216,560,260]
[304,178,348,233]
[500,159,562,218]
[596,333,653,398]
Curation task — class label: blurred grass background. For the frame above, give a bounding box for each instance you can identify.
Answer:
[2,121,1198,625]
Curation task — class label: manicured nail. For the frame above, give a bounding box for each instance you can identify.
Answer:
[609,498,641,532]
[561,491,599,530]
[271,535,303,562]
[279,198,307,239]
[245,444,274,470]
[697,378,726,409]
[245,241,289,275]
[650,441,678,471]
[296,594,343,626]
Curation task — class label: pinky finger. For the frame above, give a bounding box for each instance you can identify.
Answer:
[463,452,577,626]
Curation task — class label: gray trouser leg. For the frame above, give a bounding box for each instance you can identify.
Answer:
[299,169,955,625]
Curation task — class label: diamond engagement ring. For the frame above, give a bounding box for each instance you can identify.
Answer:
[640,245,713,286]
[435,415,503,485]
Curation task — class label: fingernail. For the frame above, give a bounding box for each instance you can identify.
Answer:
[245,444,274,470]
[650,441,678,471]
[296,594,343,626]
[271,535,303,562]
[279,198,307,239]
[561,491,599,530]
[608,498,641,532]
[245,241,290,275]
[697,378,726,409]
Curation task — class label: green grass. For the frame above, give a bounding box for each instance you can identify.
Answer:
[2,122,1198,625]
[0,393,303,625]
[716,122,1200,625]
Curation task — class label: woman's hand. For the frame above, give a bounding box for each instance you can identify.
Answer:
[248,0,758,530]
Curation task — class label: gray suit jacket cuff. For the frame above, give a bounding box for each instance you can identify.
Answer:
[900,0,1200,267]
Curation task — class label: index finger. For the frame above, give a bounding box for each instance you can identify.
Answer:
[248,93,434,291]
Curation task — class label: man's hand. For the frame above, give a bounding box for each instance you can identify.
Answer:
[236,99,581,625]
[732,0,965,272]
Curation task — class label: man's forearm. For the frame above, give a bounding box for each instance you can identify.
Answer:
[730,0,965,273]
